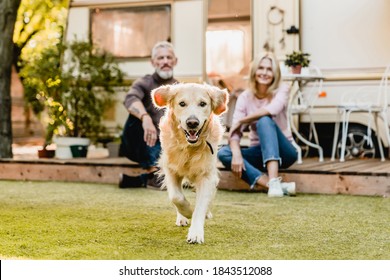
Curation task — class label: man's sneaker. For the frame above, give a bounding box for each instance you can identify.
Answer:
[267,177,284,197]
[281,182,296,196]
[119,173,144,188]
[146,172,165,191]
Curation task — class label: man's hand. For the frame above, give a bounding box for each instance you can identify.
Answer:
[142,115,158,147]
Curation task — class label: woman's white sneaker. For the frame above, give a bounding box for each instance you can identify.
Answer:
[281,182,296,196]
[267,177,284,197]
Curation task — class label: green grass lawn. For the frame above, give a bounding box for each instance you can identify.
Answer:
[0,180,389,260]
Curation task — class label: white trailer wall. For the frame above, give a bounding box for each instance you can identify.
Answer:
[301,0,390,73]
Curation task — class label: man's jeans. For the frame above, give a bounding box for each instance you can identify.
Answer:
[218,116,298,188]
[120,114,161,169]
[144,141,161,169]
[120,114,161,185]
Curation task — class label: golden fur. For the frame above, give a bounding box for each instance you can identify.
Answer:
[152,83,229,244]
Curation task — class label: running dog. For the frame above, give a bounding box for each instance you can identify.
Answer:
[152,83,229,244]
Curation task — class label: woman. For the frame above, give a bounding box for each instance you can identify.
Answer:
[217,52,298,197]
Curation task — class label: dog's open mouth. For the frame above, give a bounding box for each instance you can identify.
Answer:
[183,129,202,144]
[182,120,206,144]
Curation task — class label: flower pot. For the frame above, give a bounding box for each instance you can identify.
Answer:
[106,142,120,157]
[70,145,88,158]
[37,148,55,158]
[54,136,90,159]
[291,65,302,74]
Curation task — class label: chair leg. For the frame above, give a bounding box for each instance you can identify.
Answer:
[339,110,351,162]
[374,114,385,161]
[290,112,323,162]
[291,139,302,164]
[331,112,340,161]
[381,111,390,160]
[318,146,324,162]
[307,113,323,161]
[377,136,385,161]
[309,119,324,162]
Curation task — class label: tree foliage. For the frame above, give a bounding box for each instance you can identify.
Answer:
[13,0,69,72]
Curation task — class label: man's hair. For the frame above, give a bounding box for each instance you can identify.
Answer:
[151,41,175,58]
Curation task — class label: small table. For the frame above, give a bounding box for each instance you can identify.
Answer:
[282,73,325,163]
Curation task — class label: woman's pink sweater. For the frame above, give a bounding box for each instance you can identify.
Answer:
[230,83,293,146]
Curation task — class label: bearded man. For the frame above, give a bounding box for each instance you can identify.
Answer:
[119,41,178,189]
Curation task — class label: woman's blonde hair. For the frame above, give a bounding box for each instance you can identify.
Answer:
[248,52,281,97]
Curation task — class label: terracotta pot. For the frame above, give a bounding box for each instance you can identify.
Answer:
[38,148,55,158]
[291,65,302,74]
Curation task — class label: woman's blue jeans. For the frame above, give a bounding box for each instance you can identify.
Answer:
[218,116,298,188]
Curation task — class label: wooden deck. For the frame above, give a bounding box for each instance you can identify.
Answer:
[0,156,389,197]
[277,158,390,197]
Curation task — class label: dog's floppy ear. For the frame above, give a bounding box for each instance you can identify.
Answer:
[152,85,172,108]
[208,86,229,115]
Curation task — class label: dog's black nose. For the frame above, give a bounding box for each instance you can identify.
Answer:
[186,117,199,129]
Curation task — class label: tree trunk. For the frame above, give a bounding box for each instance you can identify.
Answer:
[0,0,21,158]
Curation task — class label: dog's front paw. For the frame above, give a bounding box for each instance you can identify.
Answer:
[187,226,204,244]
[206,211,213,219]
[176,213,189,226]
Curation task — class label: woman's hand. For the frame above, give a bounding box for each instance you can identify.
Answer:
[229,115,257,138]
[229,139,245,178]
[231,153,245,178]
[239,108,270,126]
[229,121,242,138]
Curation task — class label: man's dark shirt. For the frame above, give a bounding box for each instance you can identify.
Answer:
[124,72,177,129]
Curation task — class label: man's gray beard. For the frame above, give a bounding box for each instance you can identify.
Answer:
[156,69,173,80]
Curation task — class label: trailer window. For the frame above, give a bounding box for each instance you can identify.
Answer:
[91,5,171,58]
[206,29,246,75]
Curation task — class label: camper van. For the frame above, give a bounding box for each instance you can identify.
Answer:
[66,0,390,159]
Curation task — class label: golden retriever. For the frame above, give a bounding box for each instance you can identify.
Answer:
[152,83,229,244]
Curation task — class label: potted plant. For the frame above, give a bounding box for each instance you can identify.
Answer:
[20,44,67,158]
[20,40,124,159]
[284,50,310,74]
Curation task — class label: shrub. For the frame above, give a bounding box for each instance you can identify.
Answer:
[20,40,124,146]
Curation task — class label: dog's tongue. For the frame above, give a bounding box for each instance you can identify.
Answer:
[188,130,198,141]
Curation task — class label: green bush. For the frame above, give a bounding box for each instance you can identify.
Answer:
[20,43,67,146]
[20,40,124,146]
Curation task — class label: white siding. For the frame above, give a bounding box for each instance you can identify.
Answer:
[173,0,204,79]
[301,0,390,71]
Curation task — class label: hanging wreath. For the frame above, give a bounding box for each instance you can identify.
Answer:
[263,6,285,52]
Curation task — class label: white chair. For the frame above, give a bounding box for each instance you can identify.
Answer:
[287,66,324,163]
[331,65,390,162]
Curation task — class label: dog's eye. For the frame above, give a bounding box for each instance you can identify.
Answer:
[199,101,207,107]
[179,101,186,107]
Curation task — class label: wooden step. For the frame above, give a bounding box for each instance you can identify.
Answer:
[0,157,389,197]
